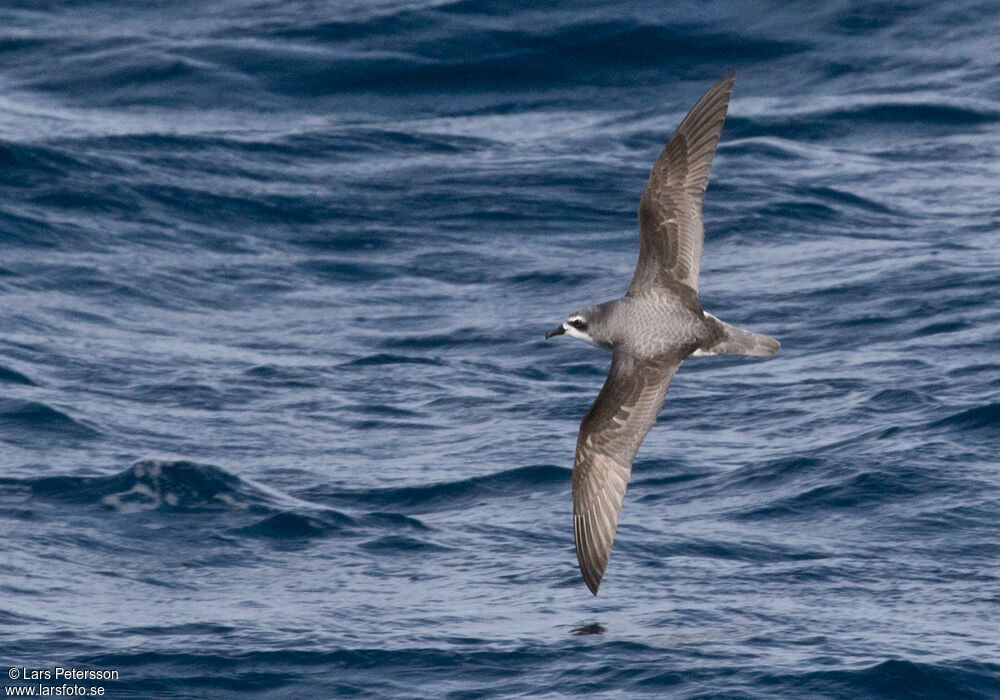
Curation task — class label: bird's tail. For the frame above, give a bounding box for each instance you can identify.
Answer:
[698,314,780,357]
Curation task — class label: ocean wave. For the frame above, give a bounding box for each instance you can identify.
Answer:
[339,353,445,368]
[233,511,352,540]
[731,462,958,521]
[0,140,93,185]
[0,364,35,385]
[717,456,825,490]
[377,328,507,350]
[929,403,1000,434]
[359,534,451,554]
[0,398,99,445]
[862,388,936,412]
[623,535,828,565]
[11,460,267,513]
[243,364,320,388]
[303,464,569,513]
[297,258,399,283]
[18,45,254,109]
[0,460,450,546]
[825,102,999,126]
[725,104,995,151]
[40,646,1000,699]
[256,19,805,93]
[760,658,1000,699]
[3,10,813,109]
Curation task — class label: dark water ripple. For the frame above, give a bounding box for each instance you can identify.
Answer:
[2,0,1000,697]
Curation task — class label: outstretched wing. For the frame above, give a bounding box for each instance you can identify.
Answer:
[572,350,681,594]
[629,75,734,294]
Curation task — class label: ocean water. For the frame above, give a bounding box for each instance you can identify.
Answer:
[1,0,999,697]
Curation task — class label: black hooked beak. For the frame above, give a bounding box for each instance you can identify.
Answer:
[545,323,566,339]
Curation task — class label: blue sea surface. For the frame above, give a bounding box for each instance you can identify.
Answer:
[1,1,999,697]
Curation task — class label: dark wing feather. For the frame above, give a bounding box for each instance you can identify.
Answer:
[572,350,680,594]
[628,75,734,294]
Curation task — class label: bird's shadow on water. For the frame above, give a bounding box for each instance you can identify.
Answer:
[571,622,606,636]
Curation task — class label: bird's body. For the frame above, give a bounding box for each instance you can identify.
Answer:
[546,75,779,595]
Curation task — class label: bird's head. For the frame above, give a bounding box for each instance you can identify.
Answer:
[545,305,612,349]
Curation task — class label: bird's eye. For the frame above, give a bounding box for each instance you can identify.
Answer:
[568,318,587,330]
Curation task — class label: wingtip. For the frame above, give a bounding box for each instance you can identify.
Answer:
[715,73,736,98]
[577,542,605,594]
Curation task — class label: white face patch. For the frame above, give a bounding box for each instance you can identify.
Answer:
[563,323,601,348]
